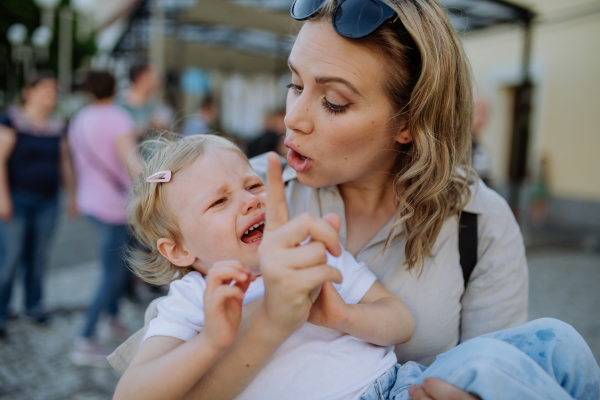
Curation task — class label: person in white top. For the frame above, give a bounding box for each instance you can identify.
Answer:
[113,135,599,400]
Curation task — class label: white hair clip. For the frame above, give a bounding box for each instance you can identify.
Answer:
[146,170,172,183]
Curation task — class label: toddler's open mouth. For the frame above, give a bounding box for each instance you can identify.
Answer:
[241,220,265,244]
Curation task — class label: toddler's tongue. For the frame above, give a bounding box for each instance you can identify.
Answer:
[241,229,263,244]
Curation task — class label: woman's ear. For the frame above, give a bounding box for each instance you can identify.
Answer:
[157,238,195,267]
[396,125,413,145]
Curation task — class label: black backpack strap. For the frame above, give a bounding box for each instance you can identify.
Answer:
[459,211,478,288]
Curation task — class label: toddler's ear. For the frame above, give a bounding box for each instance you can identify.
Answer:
[157,238,196,267]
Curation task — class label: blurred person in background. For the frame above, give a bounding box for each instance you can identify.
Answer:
[68,70,141,366]
[118,60,164,138]
[471,95,493,187]
[0,72,76,341]
[246,108,287,159]
[529,155,551,229]
[181,95,219,137]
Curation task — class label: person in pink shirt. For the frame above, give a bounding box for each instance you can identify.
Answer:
[68,70,141,366]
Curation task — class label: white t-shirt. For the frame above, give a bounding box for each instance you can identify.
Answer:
[144,249,397,400]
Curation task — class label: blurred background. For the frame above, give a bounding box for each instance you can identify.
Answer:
[0,0,598,398]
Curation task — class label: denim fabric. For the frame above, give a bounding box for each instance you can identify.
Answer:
[81,216,131,338]
[0,190,58,328]
[361,318,600,400]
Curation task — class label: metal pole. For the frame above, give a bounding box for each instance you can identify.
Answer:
[507,14,534,219]
[149,0,165,75]
[59,6,72,100]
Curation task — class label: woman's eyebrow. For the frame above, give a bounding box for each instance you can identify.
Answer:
[314,76,361,97]
[288,60,362,98]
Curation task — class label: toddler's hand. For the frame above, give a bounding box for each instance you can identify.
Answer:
[308,281,350,330]
[203,261,255,352]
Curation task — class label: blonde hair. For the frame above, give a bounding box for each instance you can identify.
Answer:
[312,0,474,272]
[127,134,248,285]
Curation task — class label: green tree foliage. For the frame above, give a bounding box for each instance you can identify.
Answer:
[0,0,96,104]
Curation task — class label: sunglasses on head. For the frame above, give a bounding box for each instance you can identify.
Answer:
[291,0,406,39]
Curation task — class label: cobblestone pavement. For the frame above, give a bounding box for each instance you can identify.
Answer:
[0,212,598,399]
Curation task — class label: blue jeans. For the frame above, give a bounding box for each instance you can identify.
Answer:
[81,216,131,338]
[361,318,600,400]
[0,190,59,328]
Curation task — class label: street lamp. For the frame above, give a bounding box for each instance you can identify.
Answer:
[32,26,53,63]
[34,0,62,30]
[7,23,33,79]
[71,0,96,41]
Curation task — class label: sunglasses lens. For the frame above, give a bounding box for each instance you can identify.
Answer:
[291,0,326,20]
[334,0,384,38]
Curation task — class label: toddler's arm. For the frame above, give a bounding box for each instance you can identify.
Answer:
[113,261,253,400]
[309,280,414,346]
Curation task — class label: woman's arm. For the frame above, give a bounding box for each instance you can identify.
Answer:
[309,281,414,346]
[59,136,78,218]
[114,261,253,400]
[0,125,16,221]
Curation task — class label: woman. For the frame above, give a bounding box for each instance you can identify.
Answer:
[0,73,76,340]
[115,0,527,398]
[68,71,141,366]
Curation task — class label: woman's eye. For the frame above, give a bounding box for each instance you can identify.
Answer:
[286,83,303,96]
[322,98,350,115]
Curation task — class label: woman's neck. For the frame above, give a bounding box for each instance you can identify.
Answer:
[338,172,398,255]
[21,103,50,125]
[338,172,397,215]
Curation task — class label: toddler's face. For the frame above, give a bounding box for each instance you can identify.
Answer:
[165,148,266,274]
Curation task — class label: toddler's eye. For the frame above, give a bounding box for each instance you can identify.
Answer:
[248,184,263,191]
[210,198,226,208]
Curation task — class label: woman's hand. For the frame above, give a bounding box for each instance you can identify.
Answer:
[308,281,350,329]
[259,153,343,336]
[409,378,481,400]
[66,194,79,220]
[203,261,255,352]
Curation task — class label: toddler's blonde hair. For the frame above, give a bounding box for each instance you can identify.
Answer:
[127,133,248,285]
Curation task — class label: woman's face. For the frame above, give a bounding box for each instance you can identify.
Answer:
[285,19,409,189]
[24,78,58,114]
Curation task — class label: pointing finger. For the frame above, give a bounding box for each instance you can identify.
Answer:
[265,152,289,232]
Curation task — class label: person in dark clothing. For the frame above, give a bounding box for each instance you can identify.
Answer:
[0,72,77,341]
[246,109,287,159]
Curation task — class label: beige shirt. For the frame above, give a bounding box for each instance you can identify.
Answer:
[251,155,528,366]
[109,155,528,372]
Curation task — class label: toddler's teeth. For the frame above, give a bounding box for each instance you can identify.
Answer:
[254,224,259,228]
[245,230,249,235]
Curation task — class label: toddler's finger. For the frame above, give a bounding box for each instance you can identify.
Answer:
[268,213,341,257]
[207,265,250,293]
[209,285,246,307]
[322,213,342,234]
[278,241,329,270]
[296,264,343,292]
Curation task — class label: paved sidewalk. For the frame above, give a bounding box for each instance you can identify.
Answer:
[0,248,598,399]
[0,262,153,400]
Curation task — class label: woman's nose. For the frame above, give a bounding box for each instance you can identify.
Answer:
[284,91,314,135]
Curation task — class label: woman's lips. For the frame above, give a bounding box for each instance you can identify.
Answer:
[287,148,312,173]
[285,140,312,173]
